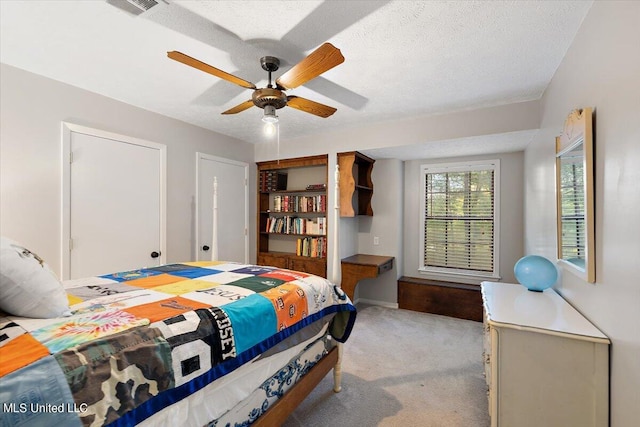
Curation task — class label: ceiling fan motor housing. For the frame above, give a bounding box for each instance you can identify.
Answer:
[260,56,280,72]
[252,88,287,109]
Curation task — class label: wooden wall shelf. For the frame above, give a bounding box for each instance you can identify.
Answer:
[338,151,375,217]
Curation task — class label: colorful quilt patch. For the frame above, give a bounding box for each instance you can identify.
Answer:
[121,273,184,289]
[259,269,310,282]
[151,279,217,295]
[100,269,163,282]
[0,333,50,376]
[123,296,210,323]
[0,356,82,427]
[193,271,253,284]
[54,327,172,426]
[65,282,140,300]
[152,307,236,386]
[261,284,308,330]
[229,275,286,293]
[62,276,118,290]
[201,262,249,272]
[221,294,276,355]
[292,275,347,311]
[182,284,254,307]
[67,294,83,306]
[69,290,170,316]
[145,263,194,273]
[30,310,149,353]
[231,266,277,275]
[180,261,227,267]
[166,267,223,279]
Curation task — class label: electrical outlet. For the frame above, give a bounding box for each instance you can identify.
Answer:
[373,236,380,245]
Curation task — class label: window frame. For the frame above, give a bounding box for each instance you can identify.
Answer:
[419,159,501,280]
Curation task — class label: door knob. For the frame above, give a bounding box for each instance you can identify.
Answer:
[150,251,160,258]
[202,245,210,251]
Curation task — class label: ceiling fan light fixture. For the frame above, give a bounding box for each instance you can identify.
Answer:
[263,121,277,137]
[262,105,279,123]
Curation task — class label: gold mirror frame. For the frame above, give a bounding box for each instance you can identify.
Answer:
[555,108,595,282]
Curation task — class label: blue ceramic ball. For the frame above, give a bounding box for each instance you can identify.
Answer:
[514,255,558,292]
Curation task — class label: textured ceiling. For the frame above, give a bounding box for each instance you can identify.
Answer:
[0,0,592,155]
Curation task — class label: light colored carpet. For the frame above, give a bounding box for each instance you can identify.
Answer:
[283,304,490,427]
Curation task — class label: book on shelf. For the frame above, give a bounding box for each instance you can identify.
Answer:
[265,216,327,235]
[306,183,326,190]
[272,194,326,213]
[259,170,288,192]
[295,236,326,258]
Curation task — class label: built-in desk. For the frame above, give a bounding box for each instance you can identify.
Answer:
[340,254,394,300]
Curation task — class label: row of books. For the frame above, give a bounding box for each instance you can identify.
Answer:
[266,216,327,235]
[259,170,288,192]
[273,194,326,213]
[296,236,327,258]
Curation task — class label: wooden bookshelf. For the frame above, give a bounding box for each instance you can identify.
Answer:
[256,155,328,278]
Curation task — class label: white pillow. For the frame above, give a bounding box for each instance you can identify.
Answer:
[0,236,70,318]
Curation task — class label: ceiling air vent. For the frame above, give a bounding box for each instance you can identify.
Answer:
[106,0,168,16]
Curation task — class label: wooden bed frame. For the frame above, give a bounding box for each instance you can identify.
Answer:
[254,344,342,426]
[210,165,345,425]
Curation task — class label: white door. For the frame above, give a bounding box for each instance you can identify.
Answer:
[62,123,166,279]
[196,153,248,263]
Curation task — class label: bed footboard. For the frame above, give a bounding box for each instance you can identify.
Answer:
[253,345,340,426]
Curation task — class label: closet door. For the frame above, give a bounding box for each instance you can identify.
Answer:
[62,123,166,279]
[196,153,248,263]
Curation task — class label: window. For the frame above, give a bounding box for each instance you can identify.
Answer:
[419,160,500,278]
[558,152,585,264]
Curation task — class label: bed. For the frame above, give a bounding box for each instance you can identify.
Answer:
[0,166,354,426]
[0,261,356,426]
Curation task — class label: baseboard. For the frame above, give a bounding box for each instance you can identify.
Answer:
[397,276,483,321]
[354,297,399,309]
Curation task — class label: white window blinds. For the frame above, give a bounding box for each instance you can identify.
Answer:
[559,154,585,261]
[420,161,499,277]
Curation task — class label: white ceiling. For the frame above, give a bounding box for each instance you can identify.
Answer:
[0,0,592,158]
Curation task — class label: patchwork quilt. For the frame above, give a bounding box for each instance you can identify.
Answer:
[0,261,356,427]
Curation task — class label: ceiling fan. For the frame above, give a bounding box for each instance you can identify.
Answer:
[167,43,345,121]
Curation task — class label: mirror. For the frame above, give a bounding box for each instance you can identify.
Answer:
[556,108,595,282]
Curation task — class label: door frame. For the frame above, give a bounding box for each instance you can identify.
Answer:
[195,152,249,263]
[61,122,167,279]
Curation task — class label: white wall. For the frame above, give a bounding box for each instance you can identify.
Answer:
[524,2,640,425]
[0,64,256,275]
[356,158,404,306]
[404,152,524,285]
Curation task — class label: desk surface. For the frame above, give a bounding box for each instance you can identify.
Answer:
[341,254,394,266]
[340,254,394,300]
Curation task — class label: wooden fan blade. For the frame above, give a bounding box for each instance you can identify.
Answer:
[276,43,345,90]
[286,96,337,118]
[222,100,255,115]
[168,51,257,90]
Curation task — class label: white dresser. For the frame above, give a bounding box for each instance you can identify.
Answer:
[481,282,609,427]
